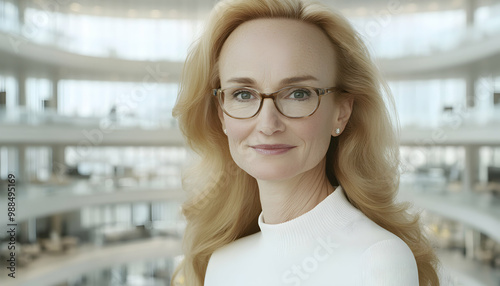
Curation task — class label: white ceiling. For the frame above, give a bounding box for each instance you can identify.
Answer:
[18,0,500,19]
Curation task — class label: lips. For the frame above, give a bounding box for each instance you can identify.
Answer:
[250,144,296,155]
[251,144,295,149]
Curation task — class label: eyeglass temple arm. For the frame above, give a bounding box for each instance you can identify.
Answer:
[323,87,344,95]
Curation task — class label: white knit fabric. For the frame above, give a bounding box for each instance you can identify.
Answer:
[204,186,419,286]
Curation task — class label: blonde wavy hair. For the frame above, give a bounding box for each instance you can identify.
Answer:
[171,0,440,285]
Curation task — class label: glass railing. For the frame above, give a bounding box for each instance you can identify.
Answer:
[0,6,204,61]
[350,4,500,59]
[0,106,178,129]
[355,19,500,59]
[1,4,499,61]
[1,101,499,135]
[0,176,183,200]
[389,76,500,129]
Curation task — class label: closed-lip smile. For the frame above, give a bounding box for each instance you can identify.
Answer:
[250,144,296,155]
[251,144,295,149]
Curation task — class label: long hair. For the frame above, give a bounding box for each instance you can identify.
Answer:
[171,0,440,285]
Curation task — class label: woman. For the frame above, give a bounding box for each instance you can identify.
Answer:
[172,0,440,285]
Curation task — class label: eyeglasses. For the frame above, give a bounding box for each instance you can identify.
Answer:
[212,85,342,119]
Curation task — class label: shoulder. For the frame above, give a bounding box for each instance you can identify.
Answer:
[205,232,261,284]
[210,231,261,262]
[340,214,419,285]
[360,237,419,285]
[342,211,406,248]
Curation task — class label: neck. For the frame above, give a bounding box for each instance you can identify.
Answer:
[257,158,336,224]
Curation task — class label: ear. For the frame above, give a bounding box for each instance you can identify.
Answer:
[331,96,353,136]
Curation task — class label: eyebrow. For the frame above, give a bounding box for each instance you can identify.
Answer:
[226,75,319,86]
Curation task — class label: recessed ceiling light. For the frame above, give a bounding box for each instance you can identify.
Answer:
[406,3,418,12]
[428,2,439,11]
[150,9,161,18]
[341,8,351,15]
[355,7,367,17]
[168,9,179,18]
[70,3,81,12]
[452,0,463,7]
[128,9,137,18]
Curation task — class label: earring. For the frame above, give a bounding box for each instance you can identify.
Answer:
[223,129,227,135]
[335,128,340,135]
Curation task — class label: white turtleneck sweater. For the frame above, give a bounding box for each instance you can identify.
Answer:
[204,186,419,286]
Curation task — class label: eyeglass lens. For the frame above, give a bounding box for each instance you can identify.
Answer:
[220,86,319,118]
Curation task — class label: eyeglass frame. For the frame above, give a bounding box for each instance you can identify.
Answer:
[212,85,344,119]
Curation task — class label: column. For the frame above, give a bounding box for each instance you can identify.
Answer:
[464,227,480,260]
[465,0,476,27]
[149,202,154,224]
[49,77,59,111]
[17,72,26,107]
[52,144,66,182]
[17,145,27,183]
[463,145,479,192]
[465,70,476,108]
[17,0,26,27]
[18,219,36,244]
[50,214,62,238]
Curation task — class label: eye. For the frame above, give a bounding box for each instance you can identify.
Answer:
[287,88,312,100]
[232,89,256,101]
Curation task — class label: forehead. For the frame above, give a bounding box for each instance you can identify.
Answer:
[218,18,337,89]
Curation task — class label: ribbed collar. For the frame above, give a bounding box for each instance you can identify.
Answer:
[257,186,362,251]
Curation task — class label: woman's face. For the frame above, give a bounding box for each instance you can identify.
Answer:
[218,18,351,181]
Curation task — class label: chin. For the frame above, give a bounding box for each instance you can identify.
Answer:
[245,166,296,182]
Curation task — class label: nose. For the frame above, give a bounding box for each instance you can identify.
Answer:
[255,98,285,135]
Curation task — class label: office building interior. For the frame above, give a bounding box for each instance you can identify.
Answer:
[0,0,500,285]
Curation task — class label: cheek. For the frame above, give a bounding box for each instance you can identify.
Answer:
[302,111,335,152]
[301,121,323,139]
[224,116,252,156]
[223,118,260,170]
[307,123,332,151]
[225,116,248,140]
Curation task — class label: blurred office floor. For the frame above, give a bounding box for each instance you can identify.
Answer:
[1,0,500,285]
